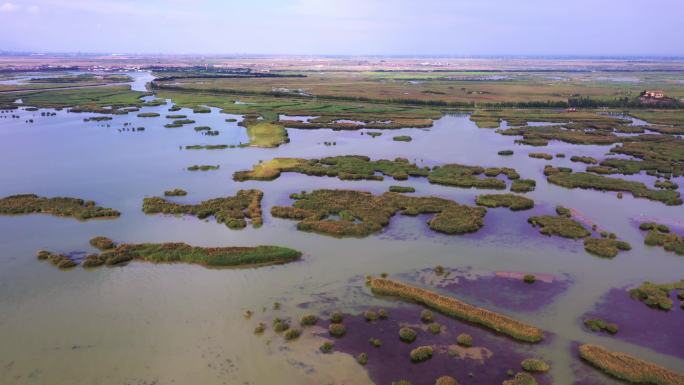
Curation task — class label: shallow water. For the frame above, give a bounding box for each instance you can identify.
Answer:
[0,84,683,384]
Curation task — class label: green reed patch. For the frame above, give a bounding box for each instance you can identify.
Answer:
[38,241,301,269]
[0,194,120,220]
[271,189,486,237]
[545,166,682,206]
[475,193,534,211]
[143,189,263,229]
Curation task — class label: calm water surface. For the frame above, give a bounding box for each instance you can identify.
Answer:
[0,76,682,384]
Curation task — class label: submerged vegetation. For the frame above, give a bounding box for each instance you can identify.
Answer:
[578,344,684,385]
[0,194,120,220]
[142,189,263,229]
[271,189,486,237]
[369,278,544,342]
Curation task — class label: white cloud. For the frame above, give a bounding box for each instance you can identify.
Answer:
[27,5,39,13]
[0,2,19,12]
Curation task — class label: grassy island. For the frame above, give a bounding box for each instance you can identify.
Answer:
[164,188,188,196]
[0,194,120,220]
[545,166,682,206]
[369,278,544,343]
[234,156,429,181]
[245,122,288,148]
[628,279,684,311]
[475,194,534,211]
[427,164,512,189]
[584,238,632,258]
[271,189,486,237]
[527,215,590,239]
[641,222,684,255]
[143,189,263,228]
[579,344,684,385]
[38,239,301,269]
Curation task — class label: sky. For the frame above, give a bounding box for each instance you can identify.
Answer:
[1,0,683,56]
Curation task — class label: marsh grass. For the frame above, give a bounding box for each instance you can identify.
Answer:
[0,194,120,220]
[370,278,544,343]
[143,189,263,229]
[475,194,534,211]
[270,189,486,237]
[579,344,684,384]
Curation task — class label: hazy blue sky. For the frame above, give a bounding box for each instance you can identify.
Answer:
[1,0,682,56]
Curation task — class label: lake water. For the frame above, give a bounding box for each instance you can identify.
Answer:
[0,77,682,384]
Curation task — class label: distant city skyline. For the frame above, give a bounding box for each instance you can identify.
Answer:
[2,0,682,56]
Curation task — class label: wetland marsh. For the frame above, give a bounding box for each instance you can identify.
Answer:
[0,68,683,385]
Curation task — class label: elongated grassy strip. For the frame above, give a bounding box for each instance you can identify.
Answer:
[0,194,120,220]
[579,344,684,385]
[369,278,543,343]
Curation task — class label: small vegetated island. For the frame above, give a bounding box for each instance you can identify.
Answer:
[544,165,682,206]
[475,193,534,211]
[0,194,120,220]
[234,155,531,192]
[271,189,487,237]
[578,344,684,385]
[37,237,301,269]
[142,189,263,229]
[528,206,631,258]
[629,279,684,311]
[640,222,684,256]
[369,277,544,342]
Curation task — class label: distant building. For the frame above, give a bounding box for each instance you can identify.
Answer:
[643,90,665,99]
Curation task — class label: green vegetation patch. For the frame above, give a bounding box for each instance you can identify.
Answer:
[475,194,534,211]
[234,156,429,182]
[137,112,160,118]
[0,86,147,110]
[528,152,553,160]
[521,358,550,373]
[164,188,187,196]
[0,194,120,220]
[528,215,590,239]
[498,150,514,156]
[629,279,684,311]
[578,344,684,385]
[503,372,538,385]
[142,189,263,229]
[428,164,510,190]
[584,237,632,258]
[370,278,544,343]
[641,222,684,255]
[389,185,416,193]
[89,236,115,250]
[511,179,537,193]
[187,164,220,171]
[545,167,682,206]
[39,241,301,269]
[584,318,619,334]
[245,121,288,148]
[271,189,486,237]
[570,156,598,165]
[393,135,413,142]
